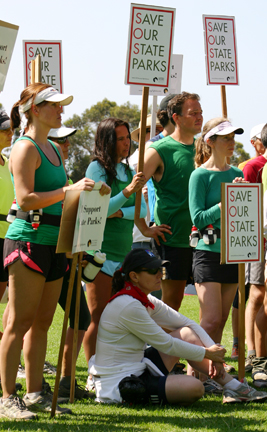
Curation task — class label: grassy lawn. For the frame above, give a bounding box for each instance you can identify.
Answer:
[0,294,267,431]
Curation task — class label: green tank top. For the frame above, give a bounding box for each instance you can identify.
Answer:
[101,169,135,262]
[150,136,195,248]
[6,136,67,245]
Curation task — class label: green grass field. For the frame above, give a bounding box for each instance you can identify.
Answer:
[0,294,266,432]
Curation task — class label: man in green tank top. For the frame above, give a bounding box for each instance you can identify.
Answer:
[137,92,203,312]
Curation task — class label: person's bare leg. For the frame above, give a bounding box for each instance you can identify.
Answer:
[61,328,85,377]
[245,284,265,353]
[195,282,222,342]
[161,279,186,311]
[23,277,63,393]
[0,261,46,398]
[83,272,112,363]
[215,283,237,344]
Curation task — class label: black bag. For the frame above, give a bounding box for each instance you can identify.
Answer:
[118,374,149,404]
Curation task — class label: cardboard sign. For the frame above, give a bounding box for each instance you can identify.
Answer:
[0,20,19,92]
[221,183,263,264]
[125,3,175,87]
[203,15,239,85]
[72,189,110,254]
[23,40,63,91]
[129,54,182,96]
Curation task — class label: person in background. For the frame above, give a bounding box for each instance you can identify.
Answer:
[136,92,203,312]
[47,126,92,400]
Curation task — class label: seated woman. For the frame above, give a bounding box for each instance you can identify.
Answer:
[89,248,267,405]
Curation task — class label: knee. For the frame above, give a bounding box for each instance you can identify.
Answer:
[249,286,265,306]
[187,380,205,404]
[202,315,221,334]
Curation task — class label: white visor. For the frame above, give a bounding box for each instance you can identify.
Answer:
[204,121,244,142]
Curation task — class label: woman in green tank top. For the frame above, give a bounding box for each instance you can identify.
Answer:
[0,83,110,420]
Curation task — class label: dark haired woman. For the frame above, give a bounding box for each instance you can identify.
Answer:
[89,248,267,405]
[83,118,147,371]
[0,83,110,420]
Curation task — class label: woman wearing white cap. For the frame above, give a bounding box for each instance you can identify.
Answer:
[188,118,245,375]
[0,83,110,420]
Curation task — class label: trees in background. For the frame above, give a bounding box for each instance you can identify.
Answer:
[64,98,141,182]
[230,142,251,167]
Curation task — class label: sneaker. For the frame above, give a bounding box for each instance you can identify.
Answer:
[0,394,37,420]
[58,379,95,400]
[17,362,26,379]
[223,378,267,404]
[85,375,95,392]
[43,361,57,375]
[23,391,72,415]
[245,354,256,372]
[203,378,223,395]
[224,362,236,373]
[252,371,267,388]
[169,362,186,375]
[231,344,239,359]
[42,378,69,404]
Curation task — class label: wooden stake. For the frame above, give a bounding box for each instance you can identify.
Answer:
[31,60,35,84]
[134,86,149,220]
[238,263,246,381]
[69,252,83,403]
[35,54,41,83]
[51,253,78,418]
[220,85,227,118]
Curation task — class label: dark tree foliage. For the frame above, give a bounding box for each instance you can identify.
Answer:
[230,142,251,167]
[64,99,141,181]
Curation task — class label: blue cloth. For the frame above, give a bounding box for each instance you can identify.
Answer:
[85,161,146,219]
[147,132,164,222]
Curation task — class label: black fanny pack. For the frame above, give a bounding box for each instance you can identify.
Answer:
[16,210,61,227]
[0,214,7,222]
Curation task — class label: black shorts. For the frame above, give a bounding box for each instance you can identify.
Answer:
[0,238,8,283]
[58,259,90,331]
[193,249,238,284]
[153,241,192,281]
[139,346,168,404]
[3,239,67,282]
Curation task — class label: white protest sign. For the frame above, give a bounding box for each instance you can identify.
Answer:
[23,40,63,91]
[125,3,175,87]
[0,21,19,92]
[203,15,239,85]
[221,183,263,264]
[72,186,110,254]
[129,54,182,96]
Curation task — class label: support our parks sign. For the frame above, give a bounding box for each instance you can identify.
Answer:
[203,15,239,85]
[221,183,264,264]
[125,3,175,87]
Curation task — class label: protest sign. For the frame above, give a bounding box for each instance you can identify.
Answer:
[221,183,263,264]
[72,187,110,254]
[129,54,182,96]
[203,15,239,85]
[125,3,175,87]
[23,40,63,91]
[0,20,19,92]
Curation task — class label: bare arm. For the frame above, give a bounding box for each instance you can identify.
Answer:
[10,139,97,212]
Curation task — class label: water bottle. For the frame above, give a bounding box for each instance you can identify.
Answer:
[6,199,18,223]
[82,251,106,283]
[189,226,200,247]
[202,224,217,245]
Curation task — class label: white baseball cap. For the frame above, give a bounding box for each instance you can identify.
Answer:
[48,126,76,139]
[250,123,265,140]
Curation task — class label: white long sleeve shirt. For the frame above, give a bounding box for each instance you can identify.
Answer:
[89,294,214,403]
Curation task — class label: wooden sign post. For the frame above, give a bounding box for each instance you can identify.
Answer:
[221,183,264,380]
[30,54,41,84]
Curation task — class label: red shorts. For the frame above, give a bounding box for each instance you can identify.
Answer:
[4,239,67,282]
